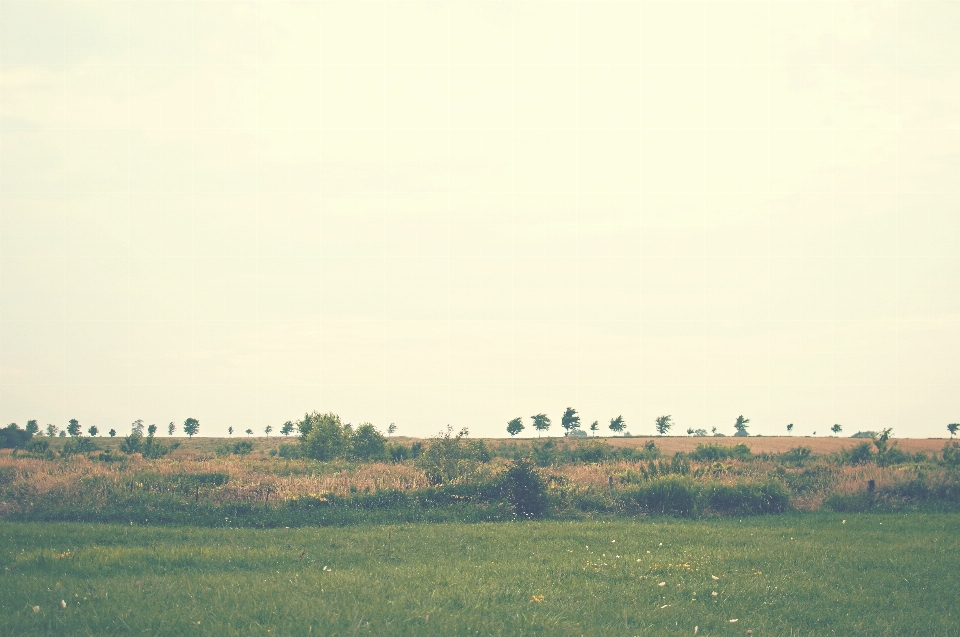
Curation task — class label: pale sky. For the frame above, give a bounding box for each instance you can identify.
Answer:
[1,0,958,439]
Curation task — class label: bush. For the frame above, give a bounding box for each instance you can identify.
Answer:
[942,442,960,468]
[277,443,301,459]
[61,437,99,456]
[707,482,790,515]
[0,423,33,449]
[505,458,547,519]
[779,446,812,464]
[844,442,873,466]
[627,476,699,517]
[352,423,386,460]
[688,443,752,462]
[302,413,353,461]
[416,426,487,485]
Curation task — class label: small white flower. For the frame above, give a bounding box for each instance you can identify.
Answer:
[658,582,666,587]
[729,618,738,623]
[694,627,698,635]
[659,543,663,547]
[711,575,720,580]
[711,591,718,597]
[33,606,40,613]
[660,604,670,609]
[611,540,616,543]
[842,520,846,524]
[60,600,66,609]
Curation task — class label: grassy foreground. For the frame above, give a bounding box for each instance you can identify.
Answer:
[2,514,958,636]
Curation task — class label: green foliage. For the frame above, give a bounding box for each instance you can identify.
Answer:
[352,423,386,460]
[183,417,200,438]
[66,418,82,437]
[276,443,302,459]
[232,440,254,455]
[687,443,752,462]
[25,420,39,436]
[707,482,791,515]
[280,420,294,436]
[560,407,581,435]
[942,441,960,468]
[416,425,487,485]
[609,415,626,434]
[949,423,959,438]
[61,436,99,456]
[831,423,842,436]
[626,476,699,516]
[844,442,874,465]
[531,413,551,436]
[778,446,812,464]
[1,423,34,449]
[301,412,353,461]
[505,458,547,518]
[506,417,524,437]
[45,424,58,437]
[168,422,176,436]
[733,415,750,435]
[655,414,672,435]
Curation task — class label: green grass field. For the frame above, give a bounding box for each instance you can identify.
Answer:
[2,514,957,636]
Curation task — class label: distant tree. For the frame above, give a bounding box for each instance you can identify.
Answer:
[147,424,157,438]
[168,422,176,436]
[46,424,59,437]
[655,415,673,436]
[87,425,99,437]
[59,431,66,437]
[280,421,294,436]
[733,415,750,435]
[131,420,145,436]
[590,421,599,436]
[711,426,717,436]
[264,424,273,436]
[245,428,253,436]
[560,408,581,436]
[686,428,694,436]
[183,418,200,438]
[609,415,626,435]
[388,423,397,437]
[108,429,116,437]
[871,428,893,454]
[228,426,233,436]
[67,419,82,437]
[787,423,794,435]
[506,417,524,437]
[948,423,959,439]
[353,423,386,460]
[831,423,842,436]
[531,413,551,437]
[693,428,708,436]
[301,412,354,461]
[25,420,39,437]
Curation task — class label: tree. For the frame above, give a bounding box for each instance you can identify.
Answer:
[131,420,145,436]
[302,412,353,461]
[590,421,599,436]
[264,424,273,436]
[353,423,386,460]
[59,431,66,437]
[245,429,253,436]
[686,428,694,436]
[108,429,116,437]
[531,413,551,437]
[416,425,486,485]
[182,418,199,438]
[733,415,750,435]
[948,423,959,439]
[388,423,397,437]
[168,422,176,436]
[87,425,99,437]
[228,426,233,436]
[609,415,626,435]
[787,423,794,435]
[46,424,59,437]
[506,417,524,437]
[871,428,893,454]
[561,408,581,436]
[67,419,82,437]
[831,423,842,436]
[25,420,39,437]
[147,424,157,438]
[655,415,673,436]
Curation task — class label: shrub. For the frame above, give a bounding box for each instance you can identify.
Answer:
[707,482,790,515]
[824,491,873,512]
[352,423,386,460]
[505,458,547,519]
[416,426,486,485]
[277,443,301,459]
[0,423,34,449]
[688,443,752,462]
[627,476,699,517]
[302,413,353,461]
[61,437,99,456]
[779,446,812,464]
[844,442,873,465]
[942,442,960,468]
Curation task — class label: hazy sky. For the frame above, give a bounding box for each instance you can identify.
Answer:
[1,0,958,439]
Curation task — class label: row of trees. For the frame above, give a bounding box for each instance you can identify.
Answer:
[7,418,202,439]
[505,409,676,437]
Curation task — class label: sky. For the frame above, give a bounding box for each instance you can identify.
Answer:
[1,0,958,439]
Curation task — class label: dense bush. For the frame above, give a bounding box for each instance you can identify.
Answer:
[707,482,790,515]
[0,423,34,449]
[416,426,489,485]
[505,458,547,518]
[843,442,873,465]
[626,476,699,517]
[688,443,752,462]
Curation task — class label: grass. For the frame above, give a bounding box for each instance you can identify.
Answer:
[2,513,958,636]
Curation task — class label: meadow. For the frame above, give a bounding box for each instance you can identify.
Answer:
[2,514,958,636]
